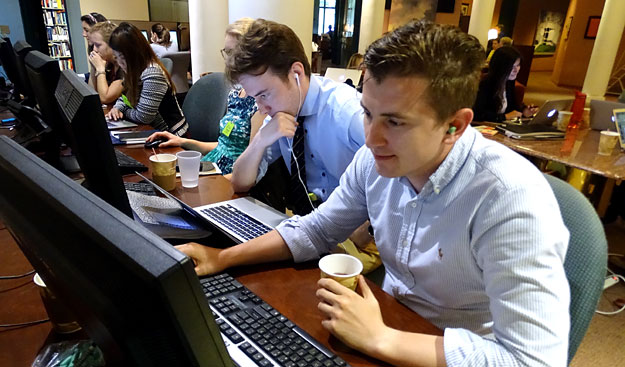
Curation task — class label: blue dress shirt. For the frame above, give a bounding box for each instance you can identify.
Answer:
[276,126,570,366]
[257,75,365,202]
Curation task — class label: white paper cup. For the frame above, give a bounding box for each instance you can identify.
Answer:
[176,151,202,188]
[319,254,363,291]
[598,130,619,156]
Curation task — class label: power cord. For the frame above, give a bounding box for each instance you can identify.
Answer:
[0,269,35,279]
[595,268,625,315]
[0,318,50,328]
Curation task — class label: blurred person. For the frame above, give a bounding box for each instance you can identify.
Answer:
[87,22,123,105]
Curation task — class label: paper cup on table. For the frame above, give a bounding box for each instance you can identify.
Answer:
[33,273,81,334]
[176,151,202,188]
[598,131,619,156]
[149,153,177,191]
[319,254,363,291]
[556,111,573,131]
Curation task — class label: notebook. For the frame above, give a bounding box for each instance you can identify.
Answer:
[324,68,362,84]
[497,123,565,139]
[107,119,138,130]
[590,99,625,131]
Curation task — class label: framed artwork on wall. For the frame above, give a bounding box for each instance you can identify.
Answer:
[461,3,469,16]
[584,16,601,39]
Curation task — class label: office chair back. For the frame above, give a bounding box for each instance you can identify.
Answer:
[160,57,173,75]
[182,72,230,142]
[544,174,607,364]
[161,51,190,94]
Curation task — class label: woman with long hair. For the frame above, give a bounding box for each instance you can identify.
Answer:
[145,18,264,176]
[106,22,188,136]
[150,23,178,58]
[80,12,107,53]
[87,22,123,105]
[473,46,538,122]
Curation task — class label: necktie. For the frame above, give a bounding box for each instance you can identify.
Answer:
[289,115,311,215]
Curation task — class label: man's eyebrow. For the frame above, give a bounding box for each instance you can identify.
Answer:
[360,102,410,120]
[253,89,268,98]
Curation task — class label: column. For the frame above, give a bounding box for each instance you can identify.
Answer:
[228,0,314,62]
[467,0,497,49]
[358,0,385,54]
[188,0,228,82]
[582,0,625,99]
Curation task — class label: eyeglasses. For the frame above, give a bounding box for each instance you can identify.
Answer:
[220,48,232,59]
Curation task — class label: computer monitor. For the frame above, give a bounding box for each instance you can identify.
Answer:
[141,30,149,40]
[0,37,21,99]
[169,30,179,51]
[55,69,133,217]
[0,135,232,366]
[11,40,36,105]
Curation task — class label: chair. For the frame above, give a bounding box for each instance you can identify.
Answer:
[160,57,173,75]
[161,51,191,94]
[181,72,231,142]
[543,174,607,364]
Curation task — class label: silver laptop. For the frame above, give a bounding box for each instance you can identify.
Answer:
[527,99,574,125]
[324,67,362,84]
[136,173,288,243]
[590,99,625,131]
[106,119,138,130]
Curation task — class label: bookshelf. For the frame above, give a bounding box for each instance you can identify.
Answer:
[41,0,74,70]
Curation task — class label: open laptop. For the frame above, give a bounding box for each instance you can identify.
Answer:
[136,172,288,243]
[324,67,362,84]
[590,99,625,131]
[526,99,574,125]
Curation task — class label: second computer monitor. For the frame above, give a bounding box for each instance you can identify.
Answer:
[55,69,133,217]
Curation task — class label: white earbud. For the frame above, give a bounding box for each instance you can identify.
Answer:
[294,73,300,87]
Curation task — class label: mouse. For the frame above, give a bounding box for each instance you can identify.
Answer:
[144,139,165,149]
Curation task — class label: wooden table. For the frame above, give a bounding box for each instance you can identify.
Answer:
[0,143,442,367]
[483,127,625,215]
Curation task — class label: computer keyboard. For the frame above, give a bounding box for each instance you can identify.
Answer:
[202,273,349,367]
[123,181,156,196]
[114,149,148,175]
[200,204,272,242]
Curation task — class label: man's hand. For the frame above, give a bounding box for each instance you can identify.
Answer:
[523,104,539,118]
[255,112,298,148]
[349,220,374,250]
[316,275,389,351]
[175,242,226,276]
[146,131,183,148]
[106,107,123,121]
[505,110,522,120]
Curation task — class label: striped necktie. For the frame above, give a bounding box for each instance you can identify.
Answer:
[289,115,312,215]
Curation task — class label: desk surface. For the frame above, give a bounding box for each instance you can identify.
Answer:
[484,127,625,181]
[0,143,442,367]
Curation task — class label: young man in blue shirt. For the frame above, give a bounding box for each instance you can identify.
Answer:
[178,21,569,366]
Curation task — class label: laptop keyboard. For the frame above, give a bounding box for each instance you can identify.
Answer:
[115,149,148,174]
[123,181,156,196]
[202,273,349,367]
[200,204,272,241]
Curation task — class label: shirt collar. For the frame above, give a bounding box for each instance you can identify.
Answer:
[299,75,321,117]
[420,126,477,196]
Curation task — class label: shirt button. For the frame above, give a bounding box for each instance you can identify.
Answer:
[304,129,308,133]
[311,154,314,158]
[434,186,441,194]
[411,202,416,208]
[402,240,409,247]
[321,172,326,177]
[322,189,326,194]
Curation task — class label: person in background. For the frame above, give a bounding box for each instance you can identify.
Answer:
[146,18,265,176]
[176,20,570,367]
[106,22,188,136]
[150,23,178,58]
[486,36,513,63]
[80,12,107,53]
[87,22,123,105]
[473,46,538,122]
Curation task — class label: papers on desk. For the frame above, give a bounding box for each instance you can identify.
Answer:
[474,125,498,136]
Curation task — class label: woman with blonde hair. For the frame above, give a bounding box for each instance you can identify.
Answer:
[145,18,265,176]
[87,22,123,105]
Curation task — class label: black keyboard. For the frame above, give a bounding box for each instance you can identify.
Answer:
[202,273,349,367]
[200,204,272,242]
[123,181,156,196]
[114,149,147,175]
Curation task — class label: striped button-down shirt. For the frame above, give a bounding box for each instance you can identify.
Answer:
[276,126,570,366]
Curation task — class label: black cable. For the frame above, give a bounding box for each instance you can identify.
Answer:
[0,318,50,327]
[0,269,35,279]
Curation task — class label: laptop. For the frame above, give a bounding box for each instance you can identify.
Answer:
[107,119,138,130]
[526,99,574,125]
[324,67,362,84]
[136,172,288,243]
[590,99,625,131]
[614,109,625,149]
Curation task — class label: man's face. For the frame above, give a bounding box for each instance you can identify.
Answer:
[361,71,451,190]
[238,69,300,117]
[492,39,500,50]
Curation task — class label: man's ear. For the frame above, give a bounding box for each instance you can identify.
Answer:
[443,108,473,144]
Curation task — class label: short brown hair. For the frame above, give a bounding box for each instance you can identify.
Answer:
[226,19,311,83]
[364,20,484,122]
[225,18,254,40]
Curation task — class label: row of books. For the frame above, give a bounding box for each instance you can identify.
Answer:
[41,0,64,9]
[48,43,71,58]
[58,59,73,71]
[47,26,70,42]
[43,10,67,26]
